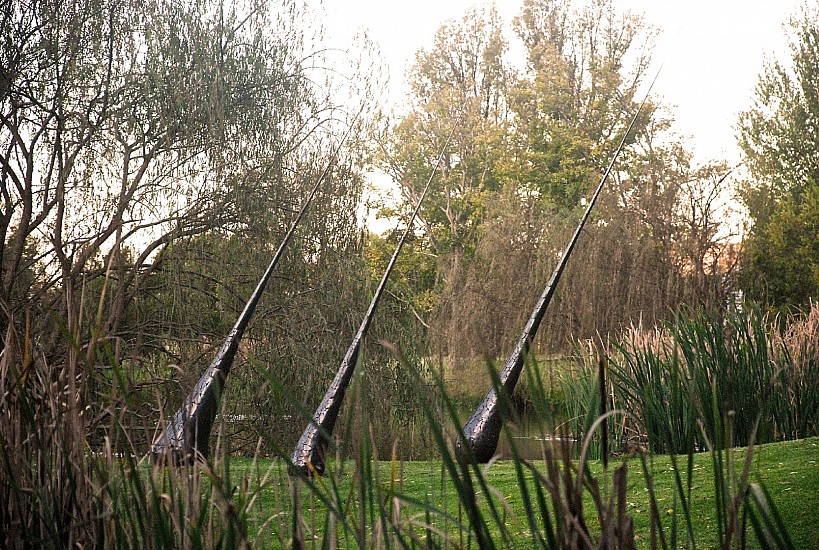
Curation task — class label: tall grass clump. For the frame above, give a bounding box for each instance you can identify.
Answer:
[556,347,607,456]
[775,303,819,439]
[608,304,819,455]
[2,304,810,548]
[0,317,262,548]
[1,321,98,546]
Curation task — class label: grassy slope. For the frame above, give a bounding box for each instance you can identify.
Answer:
[232,437,819,547]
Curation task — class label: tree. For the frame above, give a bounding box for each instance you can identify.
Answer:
[507,0,654,208]
[424,0,740,360]
[431,0,665,358]
[379,5,511,259]
[2,0,370,338]
[741,189,819,312]
[1,0,380,450]
[738,5,819,312]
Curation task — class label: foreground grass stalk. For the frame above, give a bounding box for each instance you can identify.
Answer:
[4,304,816,548]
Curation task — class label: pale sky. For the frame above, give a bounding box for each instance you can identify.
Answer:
[318,0,806,165]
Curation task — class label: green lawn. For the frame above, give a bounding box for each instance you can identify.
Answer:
[225,437,819,547]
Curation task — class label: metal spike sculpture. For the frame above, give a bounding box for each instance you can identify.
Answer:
[455,84,656,464]
[151,135,351,465]
[290,130,453,476]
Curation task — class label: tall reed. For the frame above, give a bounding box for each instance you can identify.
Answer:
[0,321,258,548]
[607,304,819,455]
[2,304,809,547]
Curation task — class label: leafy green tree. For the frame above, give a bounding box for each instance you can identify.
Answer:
[742,190,819,312]
[432,0,665,357]
[738,5,819,311]
[1,0,381,453]
[507,0,655,207]
[379,5,511,259]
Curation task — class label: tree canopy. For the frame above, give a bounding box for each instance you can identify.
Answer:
[374,0,738,361]
[1,0,384,452]
[738,5,819,313]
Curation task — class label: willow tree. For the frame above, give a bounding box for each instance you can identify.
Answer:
[1,0,379,449]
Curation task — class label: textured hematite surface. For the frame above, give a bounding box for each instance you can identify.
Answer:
[456,90,653,463]
[149,131,353,465]
[290,130,454,477]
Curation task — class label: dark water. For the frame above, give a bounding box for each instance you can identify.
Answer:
[495,427,581,460]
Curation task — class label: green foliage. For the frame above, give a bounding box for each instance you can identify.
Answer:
[738,5,819,312]
[378,0,737,362]
[507,0,653,209]
[738,6,819,207]
[364,229,438,329]
[1,0,380,367]
[741,188,819,313]
[380,5,509,259]
[604,305,819,455]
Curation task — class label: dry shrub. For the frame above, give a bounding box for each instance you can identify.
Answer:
[781,302,819,366]
[1,319,99,547]
[619,322,672,358]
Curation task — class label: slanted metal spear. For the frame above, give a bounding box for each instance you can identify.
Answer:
[151,132,354,465]
[455,85,656,464]
[290,129,453,476]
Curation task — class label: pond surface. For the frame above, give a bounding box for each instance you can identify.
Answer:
[494,423,581,460]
